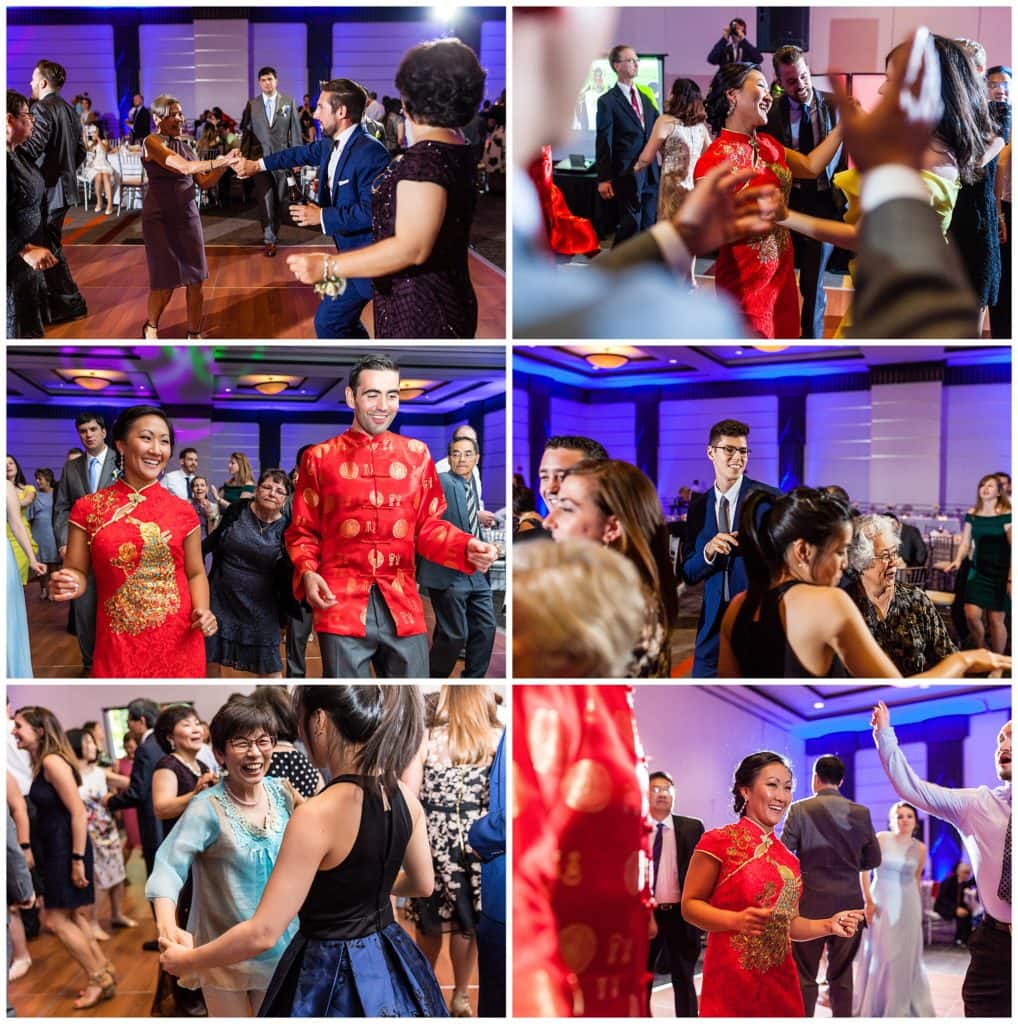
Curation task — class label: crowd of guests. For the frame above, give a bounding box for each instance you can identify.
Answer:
[8,39,501,339]
[516,10,1008,339]
[8,356,503,681]
[7,685,506,1017]
[514,688,1012,1018]
[513,421,1012,679]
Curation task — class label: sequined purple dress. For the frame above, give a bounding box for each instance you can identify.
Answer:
[141,136,208,290]
[370,140,477,338]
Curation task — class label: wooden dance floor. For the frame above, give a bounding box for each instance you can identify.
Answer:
[23,590,506,679]
[650,944,969,1017]
[7,853,480,1017]
[43,242,506,339]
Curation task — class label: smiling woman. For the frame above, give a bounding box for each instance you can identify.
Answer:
[47,405,214,677]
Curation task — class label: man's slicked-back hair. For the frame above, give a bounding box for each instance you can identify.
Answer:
[543,435,608,460]
[320,78,368,123]
[348,353,399,392]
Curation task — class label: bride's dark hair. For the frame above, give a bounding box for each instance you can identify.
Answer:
[292,685,424,787]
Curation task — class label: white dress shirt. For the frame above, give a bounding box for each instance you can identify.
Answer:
[876,725,1011,924]
[652,815,681,904]
[161,468,192,500]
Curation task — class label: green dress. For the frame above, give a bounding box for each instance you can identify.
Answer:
[965,511,1011,611]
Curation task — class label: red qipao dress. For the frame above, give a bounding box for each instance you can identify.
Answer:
[285,428,475,638]
[68,479,205,677]
[695,816,805,1017]
[513,685,653,1017]
[694,129,799,339]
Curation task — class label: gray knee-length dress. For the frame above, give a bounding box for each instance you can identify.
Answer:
[142,136,209,290]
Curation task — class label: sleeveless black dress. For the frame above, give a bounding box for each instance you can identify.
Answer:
[731,580,848,678]
[29,771,95,909]
[258,774,448,1017]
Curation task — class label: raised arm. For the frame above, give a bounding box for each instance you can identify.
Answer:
[784,122,843,179]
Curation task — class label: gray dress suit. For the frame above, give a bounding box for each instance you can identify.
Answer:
[781,788,882,1016]
[52,450,116,672]
[417,472,496,678]
[239,92,303,244]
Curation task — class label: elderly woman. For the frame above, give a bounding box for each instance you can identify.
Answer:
[140,94,238,340]
[844,515,957,676]
[203,469,300,677]
[287,38,487,338]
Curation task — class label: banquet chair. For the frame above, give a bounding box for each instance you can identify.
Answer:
[896,566,928,588]
[117,149,146,214]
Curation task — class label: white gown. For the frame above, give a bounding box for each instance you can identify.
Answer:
[854,832,935,1016]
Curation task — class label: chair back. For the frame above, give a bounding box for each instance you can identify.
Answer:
[896,566,927,588]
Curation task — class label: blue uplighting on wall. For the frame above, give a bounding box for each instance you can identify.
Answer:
[790,690,1012,740]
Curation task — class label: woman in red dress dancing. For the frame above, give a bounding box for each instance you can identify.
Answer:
[681,751,864,1017]
[694,64,844,338]
[513,685,652,1017]
[49,406,216,677]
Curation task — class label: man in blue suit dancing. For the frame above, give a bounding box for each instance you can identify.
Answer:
[234,78,390,338]
[682,418,779,677]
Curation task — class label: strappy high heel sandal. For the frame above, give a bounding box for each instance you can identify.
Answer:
[72,971,112,1011]
[185,326,203,341]
[142,321,158,340]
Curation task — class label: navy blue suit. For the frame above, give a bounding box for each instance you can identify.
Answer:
[418,472,496,678]
[595,84,659,245]
[263,127,390,338]
[682,476,779,677]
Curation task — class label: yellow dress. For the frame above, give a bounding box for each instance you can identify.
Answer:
[832,168,960,336]
[6,484,38,584]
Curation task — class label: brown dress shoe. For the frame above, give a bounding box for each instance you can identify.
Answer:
[264,243,277,257]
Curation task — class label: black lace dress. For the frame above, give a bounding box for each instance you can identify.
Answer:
[7,146,46,338]
[369,140,478,338]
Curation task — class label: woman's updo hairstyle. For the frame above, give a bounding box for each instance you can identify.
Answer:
[738,486,851,611]
[293,685,424,787]
[731,750,794,815]
[704,61,760,135]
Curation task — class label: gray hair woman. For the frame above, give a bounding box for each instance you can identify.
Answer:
[844,514,957,675]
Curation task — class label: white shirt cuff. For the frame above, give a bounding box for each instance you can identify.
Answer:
[703,549,716,565]
[257,158,267,172]
[648,221,693,275]
[859,166,929,215]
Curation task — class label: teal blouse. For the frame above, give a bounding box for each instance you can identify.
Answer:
[146,775,297,992]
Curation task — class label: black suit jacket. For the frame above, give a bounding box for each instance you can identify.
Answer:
[107,733,162,855]
[129,105,152,143]
[765,90,847,197]
[849,197,980,338]
[20,91,87,208]
[658,813,705,956]
[781,789,881,917]
[595,84,659,189]
[707,36,763,66]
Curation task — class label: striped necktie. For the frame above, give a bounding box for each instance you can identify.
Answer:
[464,477,479,537]
[999,815,1012,904]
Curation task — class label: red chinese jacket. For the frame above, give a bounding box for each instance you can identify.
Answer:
[285,428,474,637]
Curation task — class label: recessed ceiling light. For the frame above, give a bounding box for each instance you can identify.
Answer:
[813,701,825,710]
[668,359,677,364]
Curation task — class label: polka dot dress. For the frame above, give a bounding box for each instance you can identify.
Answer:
[267,747,322,798]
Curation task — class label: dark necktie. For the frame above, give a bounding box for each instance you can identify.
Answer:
[798,101,814,154]
[718,496,731,601]
[630,86,644,127]
[652,822,665,896]
[465,477,479,537]
[186,476,193,500]
[999,815,1012,904]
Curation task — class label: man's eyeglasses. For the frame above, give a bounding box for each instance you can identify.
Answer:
[617,58,639,65]
[711,445,750,458]
[227,735,274,753]
[650,785,674,794]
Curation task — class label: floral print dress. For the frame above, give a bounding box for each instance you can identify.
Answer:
[406,724,498,935]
